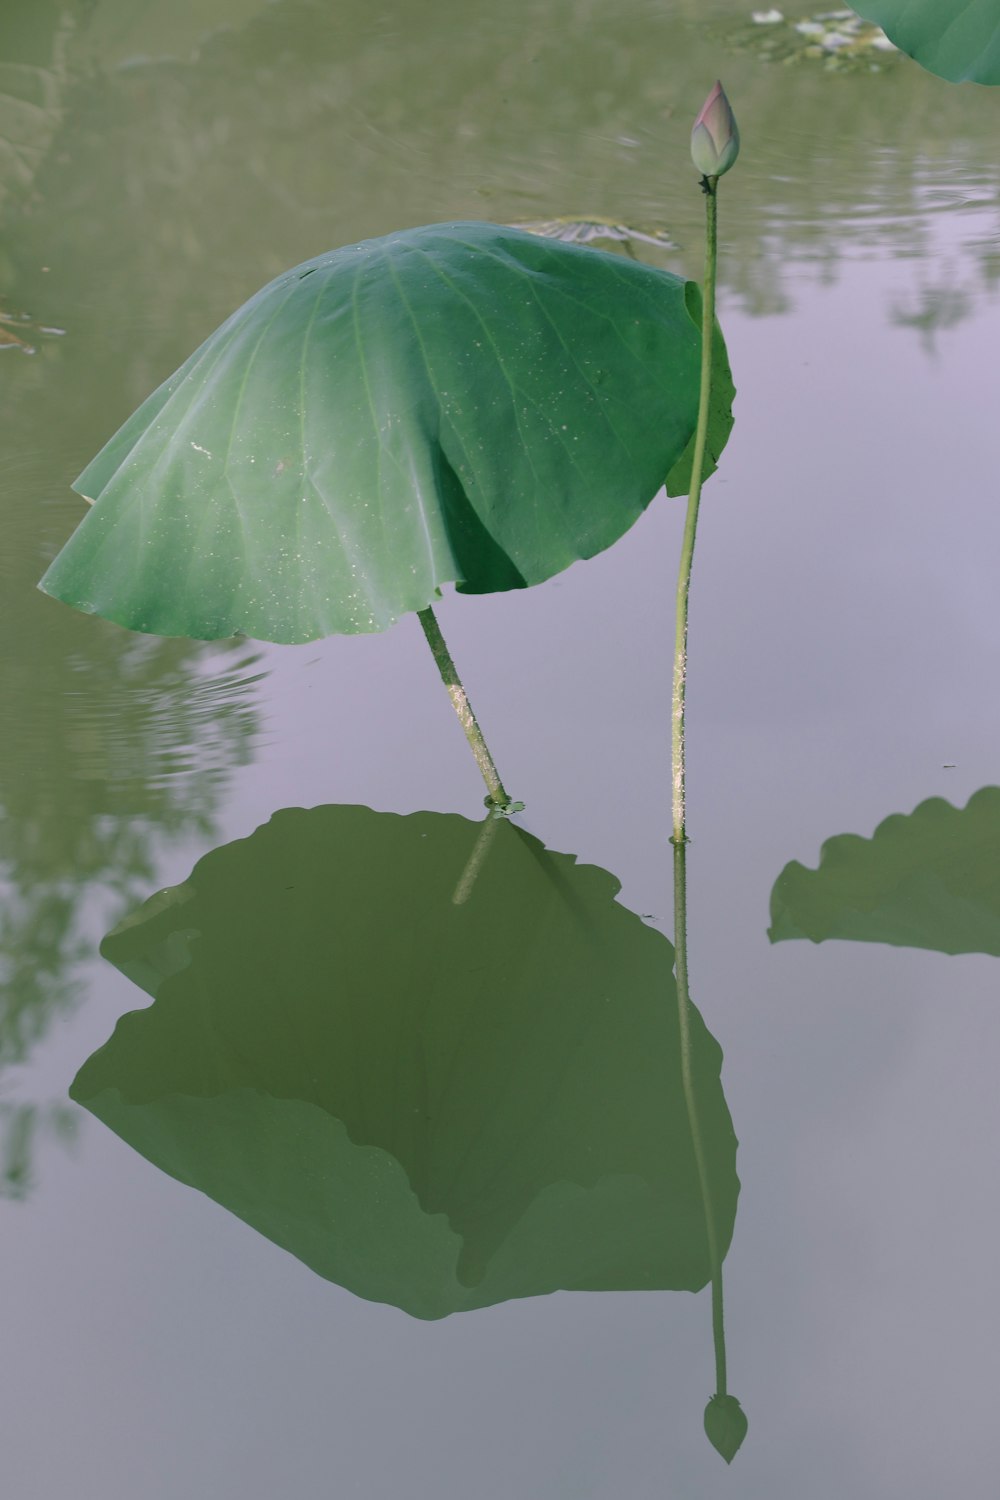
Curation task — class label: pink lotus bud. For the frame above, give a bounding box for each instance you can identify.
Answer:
[691,81,740,179]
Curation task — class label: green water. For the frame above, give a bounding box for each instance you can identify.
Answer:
[3,1,1000,1494]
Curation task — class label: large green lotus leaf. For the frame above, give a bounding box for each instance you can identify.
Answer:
[850,1,1000,84]
[770,787,1000,955]
[71,806,739,1319]
[39,221,734,644]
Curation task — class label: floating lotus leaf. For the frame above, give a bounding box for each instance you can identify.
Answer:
[39,221,734,644]
[850,1,1000,84]
[769,787,1000,955]
[71,805,739,1319]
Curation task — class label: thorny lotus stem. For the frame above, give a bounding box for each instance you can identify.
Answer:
[417,605,513,811]
[673,836,729,1399]
[672,173,718,845]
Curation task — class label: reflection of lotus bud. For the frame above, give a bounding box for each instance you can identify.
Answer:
[691,82,740,178]
[704,1393,748,1462]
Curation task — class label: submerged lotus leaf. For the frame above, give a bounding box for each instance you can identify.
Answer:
[850,1,1000,84]
[39,221,734,644]
[769,788,1000,955]
[71,806,739,1319]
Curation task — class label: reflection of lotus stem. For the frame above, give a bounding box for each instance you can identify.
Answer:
[672,174,718,845]
[452,812,501,906]
[673,837,728,1398]
[417,605,512,811]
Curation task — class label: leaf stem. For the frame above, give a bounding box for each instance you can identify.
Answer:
[672,173,718,845]
[417,605,513,811]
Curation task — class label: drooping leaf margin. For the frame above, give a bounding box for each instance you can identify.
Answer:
[39,221,735,644]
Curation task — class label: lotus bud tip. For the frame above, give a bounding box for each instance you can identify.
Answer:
[691,81,740,181]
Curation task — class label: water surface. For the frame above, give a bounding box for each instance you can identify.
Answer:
[3,1,1000,1494]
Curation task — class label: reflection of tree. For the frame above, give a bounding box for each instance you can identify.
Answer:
[770,787,1000,956]
[0,468,262,1187]
[0,625,262,1052]
[0,624,262,1199]
[890,275,971,356]
[0,605,263,1196]
[2,84,265,1191]
[0,0,72,215]
[0,1099,77,1200]
[4,0,1000,375]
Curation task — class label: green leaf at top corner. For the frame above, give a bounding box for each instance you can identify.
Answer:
[664,281,736,498]
[850,0,1000,84]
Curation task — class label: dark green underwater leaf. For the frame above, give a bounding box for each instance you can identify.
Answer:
[850,1,1000,84]
[72,805,739,1319]
[39,221,734,643]
[770,787,1000,955]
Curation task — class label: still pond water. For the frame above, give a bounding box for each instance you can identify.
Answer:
[3,1,1000,1494]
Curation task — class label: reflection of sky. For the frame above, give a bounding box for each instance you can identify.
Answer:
[722,153,1000,329]
[10,226,1000,1492]
[4,7,1000,1492]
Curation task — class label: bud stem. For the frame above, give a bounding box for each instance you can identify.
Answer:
[671,174,718,845]
[673,836,730,1403]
